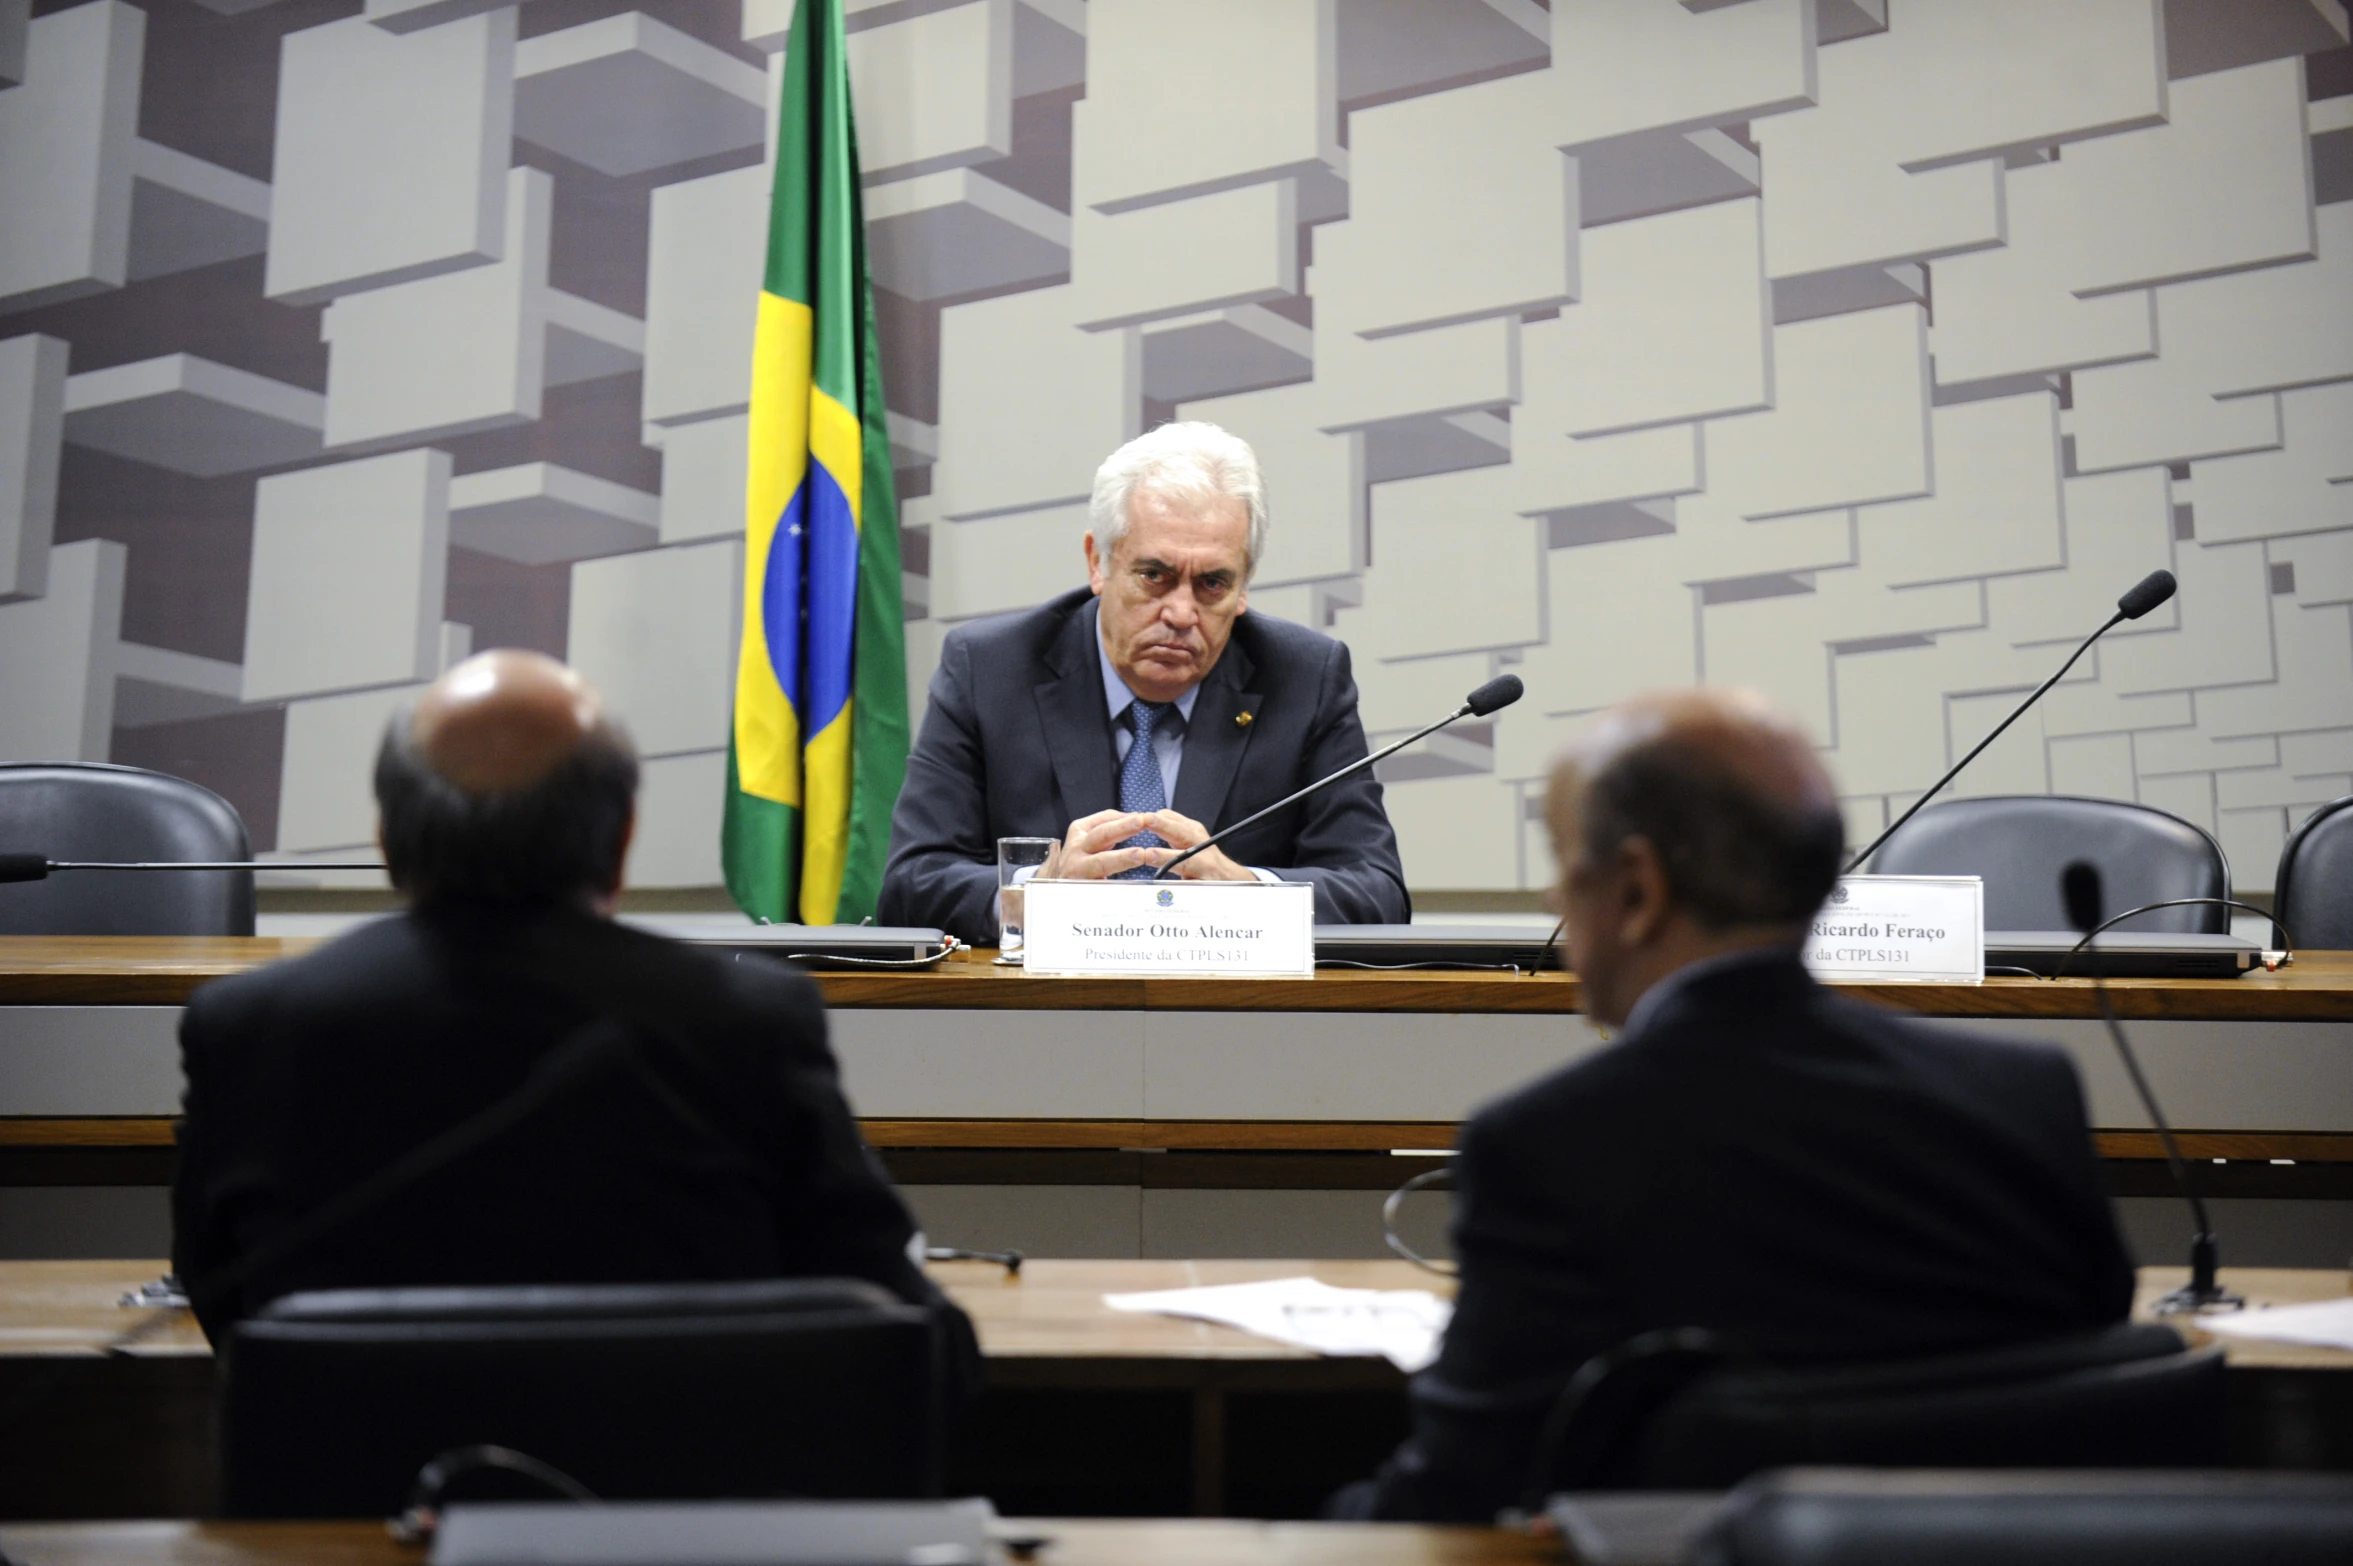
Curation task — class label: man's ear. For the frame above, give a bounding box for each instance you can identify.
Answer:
[1083,531,1106,595]
[609,807,636,899]
[1617,835,1674,948]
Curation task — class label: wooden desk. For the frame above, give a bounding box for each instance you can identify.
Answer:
[0,1518,1553,1566]
[6,941,2352,1173]
[10,1258,2347,1371]
[5,1259,2348,1520]
[1,936,2347,1019]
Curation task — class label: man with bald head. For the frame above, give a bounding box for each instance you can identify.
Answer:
[1341,688,2132,1521]
[173,651,971,1368]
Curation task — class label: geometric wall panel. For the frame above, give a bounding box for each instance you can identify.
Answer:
[0,333,65,601]
[1073,0,1338,213]
[565,538,741,759]
[628,749,726,888]
[865,168,1069,304]
[62,354,325,477]
[318,167,554,450]
[242,450,452,703]
[449,462,658,566]
[12,0,2350,895]
[265,9,516,304]
[515,13,765,178]
[0,1,141,312]
[0,538,122,764]
[846,0,1012,182]
[0,2,140,315]
[641,164,765,440]
[655,413,750,547]
[934,285,1139,520]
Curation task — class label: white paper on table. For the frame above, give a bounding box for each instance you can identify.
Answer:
[2193,1296,2353,1351]
[1103,1276,1453,1373]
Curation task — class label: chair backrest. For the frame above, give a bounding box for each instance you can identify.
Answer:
[1868,796,2228,933]
[2276,795,2353,951]
[1547,1323,2224,1494]
[1694,1469,2353,1566]
[0,762,254,935]
[220,1278,947,1518]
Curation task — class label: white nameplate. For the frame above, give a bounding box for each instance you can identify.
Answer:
[1022,878,1316,978]
[1803,874,1984,985]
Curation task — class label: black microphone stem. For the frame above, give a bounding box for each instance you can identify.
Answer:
[1153,702,1473,880]
[1844,611,2123,873]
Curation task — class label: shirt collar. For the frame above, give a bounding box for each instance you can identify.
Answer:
[1094,599,1199,726]
[1618,945,1804,1040]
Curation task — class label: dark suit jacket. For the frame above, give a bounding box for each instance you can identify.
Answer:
[1359,950,2135,1521]
[173,900,976,1389]
[878,587,1410,942]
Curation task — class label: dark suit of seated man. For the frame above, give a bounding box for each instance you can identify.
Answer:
[878,422,1408,944]
[1340,689,2134,1522]
[173,650,976,1389]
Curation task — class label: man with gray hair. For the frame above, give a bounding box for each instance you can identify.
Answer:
[1338,687,2132,1520]
[879,421,1408,942]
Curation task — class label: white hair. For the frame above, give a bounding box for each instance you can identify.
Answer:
[1088,422,1269,578]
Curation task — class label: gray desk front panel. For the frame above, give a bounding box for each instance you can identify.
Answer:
[4,1006,2349,1130]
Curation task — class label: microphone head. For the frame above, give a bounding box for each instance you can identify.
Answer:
[2116,569,2177,620]
[0,853,50,884]
[2061,861,2105,936]
[1465,674,1524,717]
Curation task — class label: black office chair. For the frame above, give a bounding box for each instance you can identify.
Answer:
[1538,1322,2224,1494]
[219,1279,950,1518]
[1868,796,2229,933]
[2276,795,2353,951]
[0,762,254,935]
[1693,1469,2353,1566]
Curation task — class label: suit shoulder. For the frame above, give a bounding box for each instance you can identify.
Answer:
[1237,607,1346,672]
[939,589,1092,671]
[185,913,423,1024]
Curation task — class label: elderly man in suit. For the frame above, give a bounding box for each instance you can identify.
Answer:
[878,422,1408,944]
[1338,688,2134,1521]
[174,650,974,1394]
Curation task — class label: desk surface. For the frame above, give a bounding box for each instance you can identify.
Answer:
[0,936,2346,1021]
[0,1518,1551,1566]
[8,1259,2346,1374]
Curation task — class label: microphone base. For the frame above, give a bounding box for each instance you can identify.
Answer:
[2149,1279,2244,1316]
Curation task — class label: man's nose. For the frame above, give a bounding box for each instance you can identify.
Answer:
[1160,588,1201,628]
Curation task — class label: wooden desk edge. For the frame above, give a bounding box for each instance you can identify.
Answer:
[1,938,2348,1019]
[9,1116,2353,1161]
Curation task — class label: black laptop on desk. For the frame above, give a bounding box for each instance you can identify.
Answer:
[1314,923,1565,970]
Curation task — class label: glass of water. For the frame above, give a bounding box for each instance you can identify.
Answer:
[995,837,1059,962]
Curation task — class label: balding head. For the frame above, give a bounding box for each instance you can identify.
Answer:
[411,651,604,793]
[375,653,639,909]
[1545,689,1845,1025]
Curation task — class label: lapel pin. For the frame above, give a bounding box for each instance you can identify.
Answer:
[1235,711,1255,729]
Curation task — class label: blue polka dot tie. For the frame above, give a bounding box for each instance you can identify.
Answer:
[1115,700,1171,879]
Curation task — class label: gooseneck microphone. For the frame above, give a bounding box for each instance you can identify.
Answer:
[2061,860,2240,1315]
[1153,673,1525,880]
[1844,569,2177,873]
[0,855,382,883]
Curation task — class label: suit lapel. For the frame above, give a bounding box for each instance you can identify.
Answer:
[1034,599,1118,822]
[1172,639,1261,829]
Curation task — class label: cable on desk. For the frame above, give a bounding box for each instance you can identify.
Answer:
[1316,959,1529,973]
[1383,1163,1458,1277]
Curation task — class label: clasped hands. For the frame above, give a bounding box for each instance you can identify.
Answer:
[1050,807,1254,882]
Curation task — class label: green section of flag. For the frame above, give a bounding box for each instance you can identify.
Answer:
[722,0,909,927]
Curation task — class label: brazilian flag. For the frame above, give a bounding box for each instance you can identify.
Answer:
[724,0,908,926]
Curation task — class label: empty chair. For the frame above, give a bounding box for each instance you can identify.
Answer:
[0,762,254,935]
[1540,1322,2224,1494]
[1868,796,2228,934]
[2276,795,2353,951]
[219,1279,950,1518]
